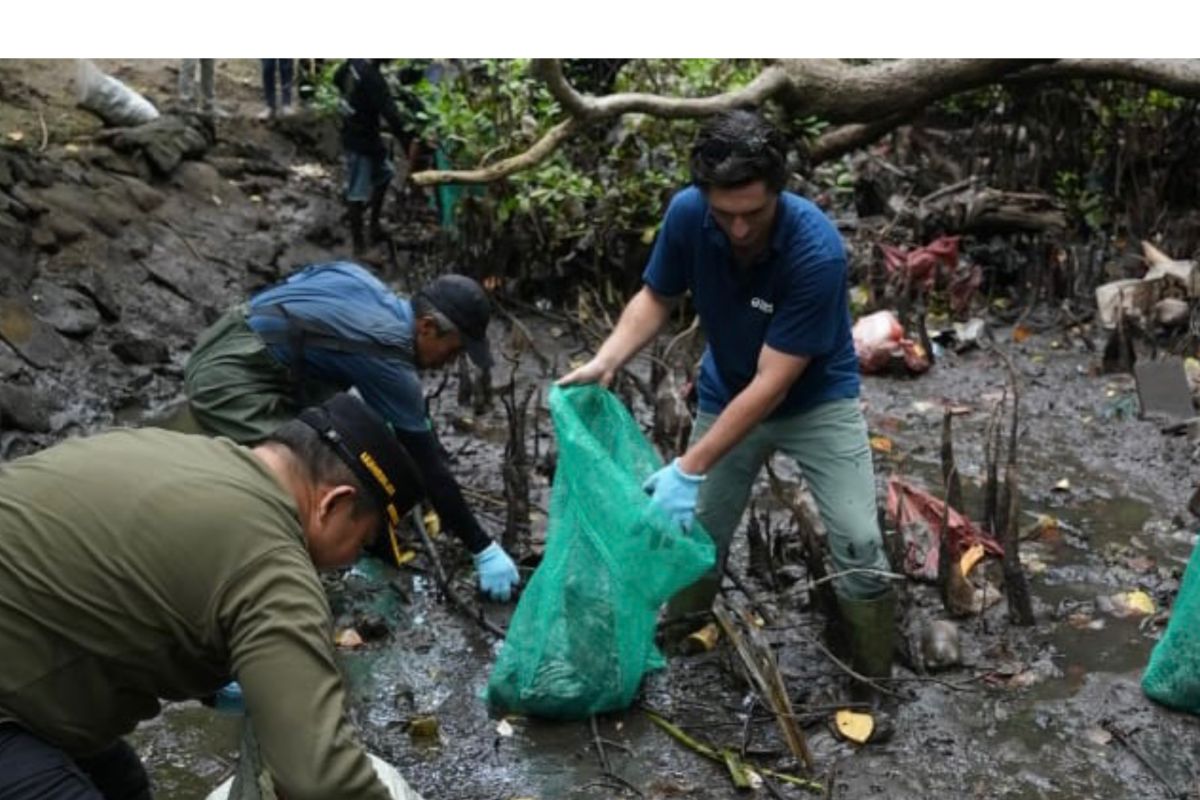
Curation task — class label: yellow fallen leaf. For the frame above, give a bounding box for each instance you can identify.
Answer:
[683,622,720,654]
[959,543,985,578]
[335,627,365,648]
[408,715,439,740]
[835,709,875,744]
[1013,324,1032,343]
[869,435,894,454]
[1119,590,1155,616]
[423,509,441,538]
[6,131,24,142]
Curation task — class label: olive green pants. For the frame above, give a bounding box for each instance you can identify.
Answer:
[669,398,890,618]
[183,305,338,444]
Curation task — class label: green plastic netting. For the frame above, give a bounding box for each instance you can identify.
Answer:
[1143,535,1200,714]
[486,384,715,719]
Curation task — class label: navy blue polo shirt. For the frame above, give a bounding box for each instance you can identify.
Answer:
[246,262,428,432]
[643,186,860,418]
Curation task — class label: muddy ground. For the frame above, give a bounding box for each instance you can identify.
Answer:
[2,60,1199,799]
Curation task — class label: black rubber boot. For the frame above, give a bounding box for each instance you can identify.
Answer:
[368,186,387,244]
[837,588,897,701]
[348,202,366,256]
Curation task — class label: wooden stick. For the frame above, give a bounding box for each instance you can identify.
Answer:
[410,509,505,639]
[713,600,815,771]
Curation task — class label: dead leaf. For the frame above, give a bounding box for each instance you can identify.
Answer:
[496,719,514,737]
[1083,725,1113,746]
[835,709,875,744]
[423,510,441,538]
[682,622,720,654]
[869,435,894,454]
[959,543,985,578]
[1053,478,1071,492]
[6,131,24,142]
[1012,324,1032,343]
[408,715,439,740]
[1116,590,1156,616]
[335,628,365,648]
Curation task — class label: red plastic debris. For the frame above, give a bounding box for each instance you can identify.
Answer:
[885,476,1004,581]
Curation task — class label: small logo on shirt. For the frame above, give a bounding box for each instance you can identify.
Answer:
[750,297,774,314]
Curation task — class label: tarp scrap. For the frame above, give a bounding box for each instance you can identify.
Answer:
[885,476,1004,581]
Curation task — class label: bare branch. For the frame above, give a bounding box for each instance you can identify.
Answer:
[410,118,579,186]
[535,58,794,119]
[1010,59,1200,100]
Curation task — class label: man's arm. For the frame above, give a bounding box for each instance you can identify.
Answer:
[222,550,392,800]
[557,286,674,386]
[678,344,810,475]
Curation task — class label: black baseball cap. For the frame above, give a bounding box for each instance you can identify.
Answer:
[297,393,424,533]
[417,274,494,370]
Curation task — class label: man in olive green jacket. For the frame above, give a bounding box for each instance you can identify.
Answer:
[0,393,424,800]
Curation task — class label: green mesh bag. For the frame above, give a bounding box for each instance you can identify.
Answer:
[1143,536,1200,713]
[486,384,715,719]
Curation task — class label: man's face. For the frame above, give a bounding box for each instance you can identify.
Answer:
[706,180,778,260]
[304,485,381,569]
[414,317,464,369]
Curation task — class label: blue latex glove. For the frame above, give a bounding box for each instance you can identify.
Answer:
[642,458,705,529]
[208,681,244,715]
[474,541,520,602]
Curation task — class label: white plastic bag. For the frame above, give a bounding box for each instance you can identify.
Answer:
[205,753,425,800]
[75,60,159,127]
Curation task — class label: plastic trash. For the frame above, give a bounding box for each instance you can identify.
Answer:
[75,60,159,127]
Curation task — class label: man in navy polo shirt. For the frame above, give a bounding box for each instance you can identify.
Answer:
[559,110,894,684]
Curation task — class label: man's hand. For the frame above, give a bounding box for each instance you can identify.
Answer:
[642,458,706,529]
[474,541,520,602]
[556,355,616,388]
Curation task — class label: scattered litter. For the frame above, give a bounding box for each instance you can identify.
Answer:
[75,60,159,127]
[852,310,930,375]
[6,131,24,143]
[869,435,894,454]
[1083,725,1114,746]
[1053,478,1071,492]
[496,719,514,738]
[1099,590,1156,618]
[1134,357,1195,420]
[681,622,720,654]
[290,162,329,180]
[920,619,962,670]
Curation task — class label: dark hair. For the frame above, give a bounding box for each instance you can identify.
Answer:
[265,419,378,518]
[689,109,788,193]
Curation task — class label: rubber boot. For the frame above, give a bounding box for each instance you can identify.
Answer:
[348,202,366,256]
[837,588,896,698]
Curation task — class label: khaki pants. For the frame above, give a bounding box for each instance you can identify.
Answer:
[669,398,890,618]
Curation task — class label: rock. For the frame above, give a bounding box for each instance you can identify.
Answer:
[31,225,58,253]
[920,620,962,671]
[114,175,165,213]
[30,280,101,337]
[99,115,211,176]
[110,333,168,365]
[45,211,90,245]
[72,268,122,321]
[0,297,71,368]
[171,160,223,199]
[0,340,25,379]
[0,245,36,295]
[0,383,52,432]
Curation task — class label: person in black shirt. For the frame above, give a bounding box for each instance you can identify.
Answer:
[333,59,417,255]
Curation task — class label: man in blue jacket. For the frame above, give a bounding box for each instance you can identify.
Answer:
[185,265,520,603]
[559,110,895,684]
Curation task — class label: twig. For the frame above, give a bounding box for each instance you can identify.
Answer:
[643,709,824,794]
[410,509,505,638]
[37,111,48,152]
[493,300,551,369]
[797,628,901,698]
[805,568,906,590]
[722,566,774,625]
[1103,720,1186,799]
[161,219,206,264]
[714,600,815,771]
[590,715,612,774]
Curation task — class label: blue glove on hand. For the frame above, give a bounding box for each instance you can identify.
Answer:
[475,541,520,602]
[642,458,705,529]
[208,681,244,715]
